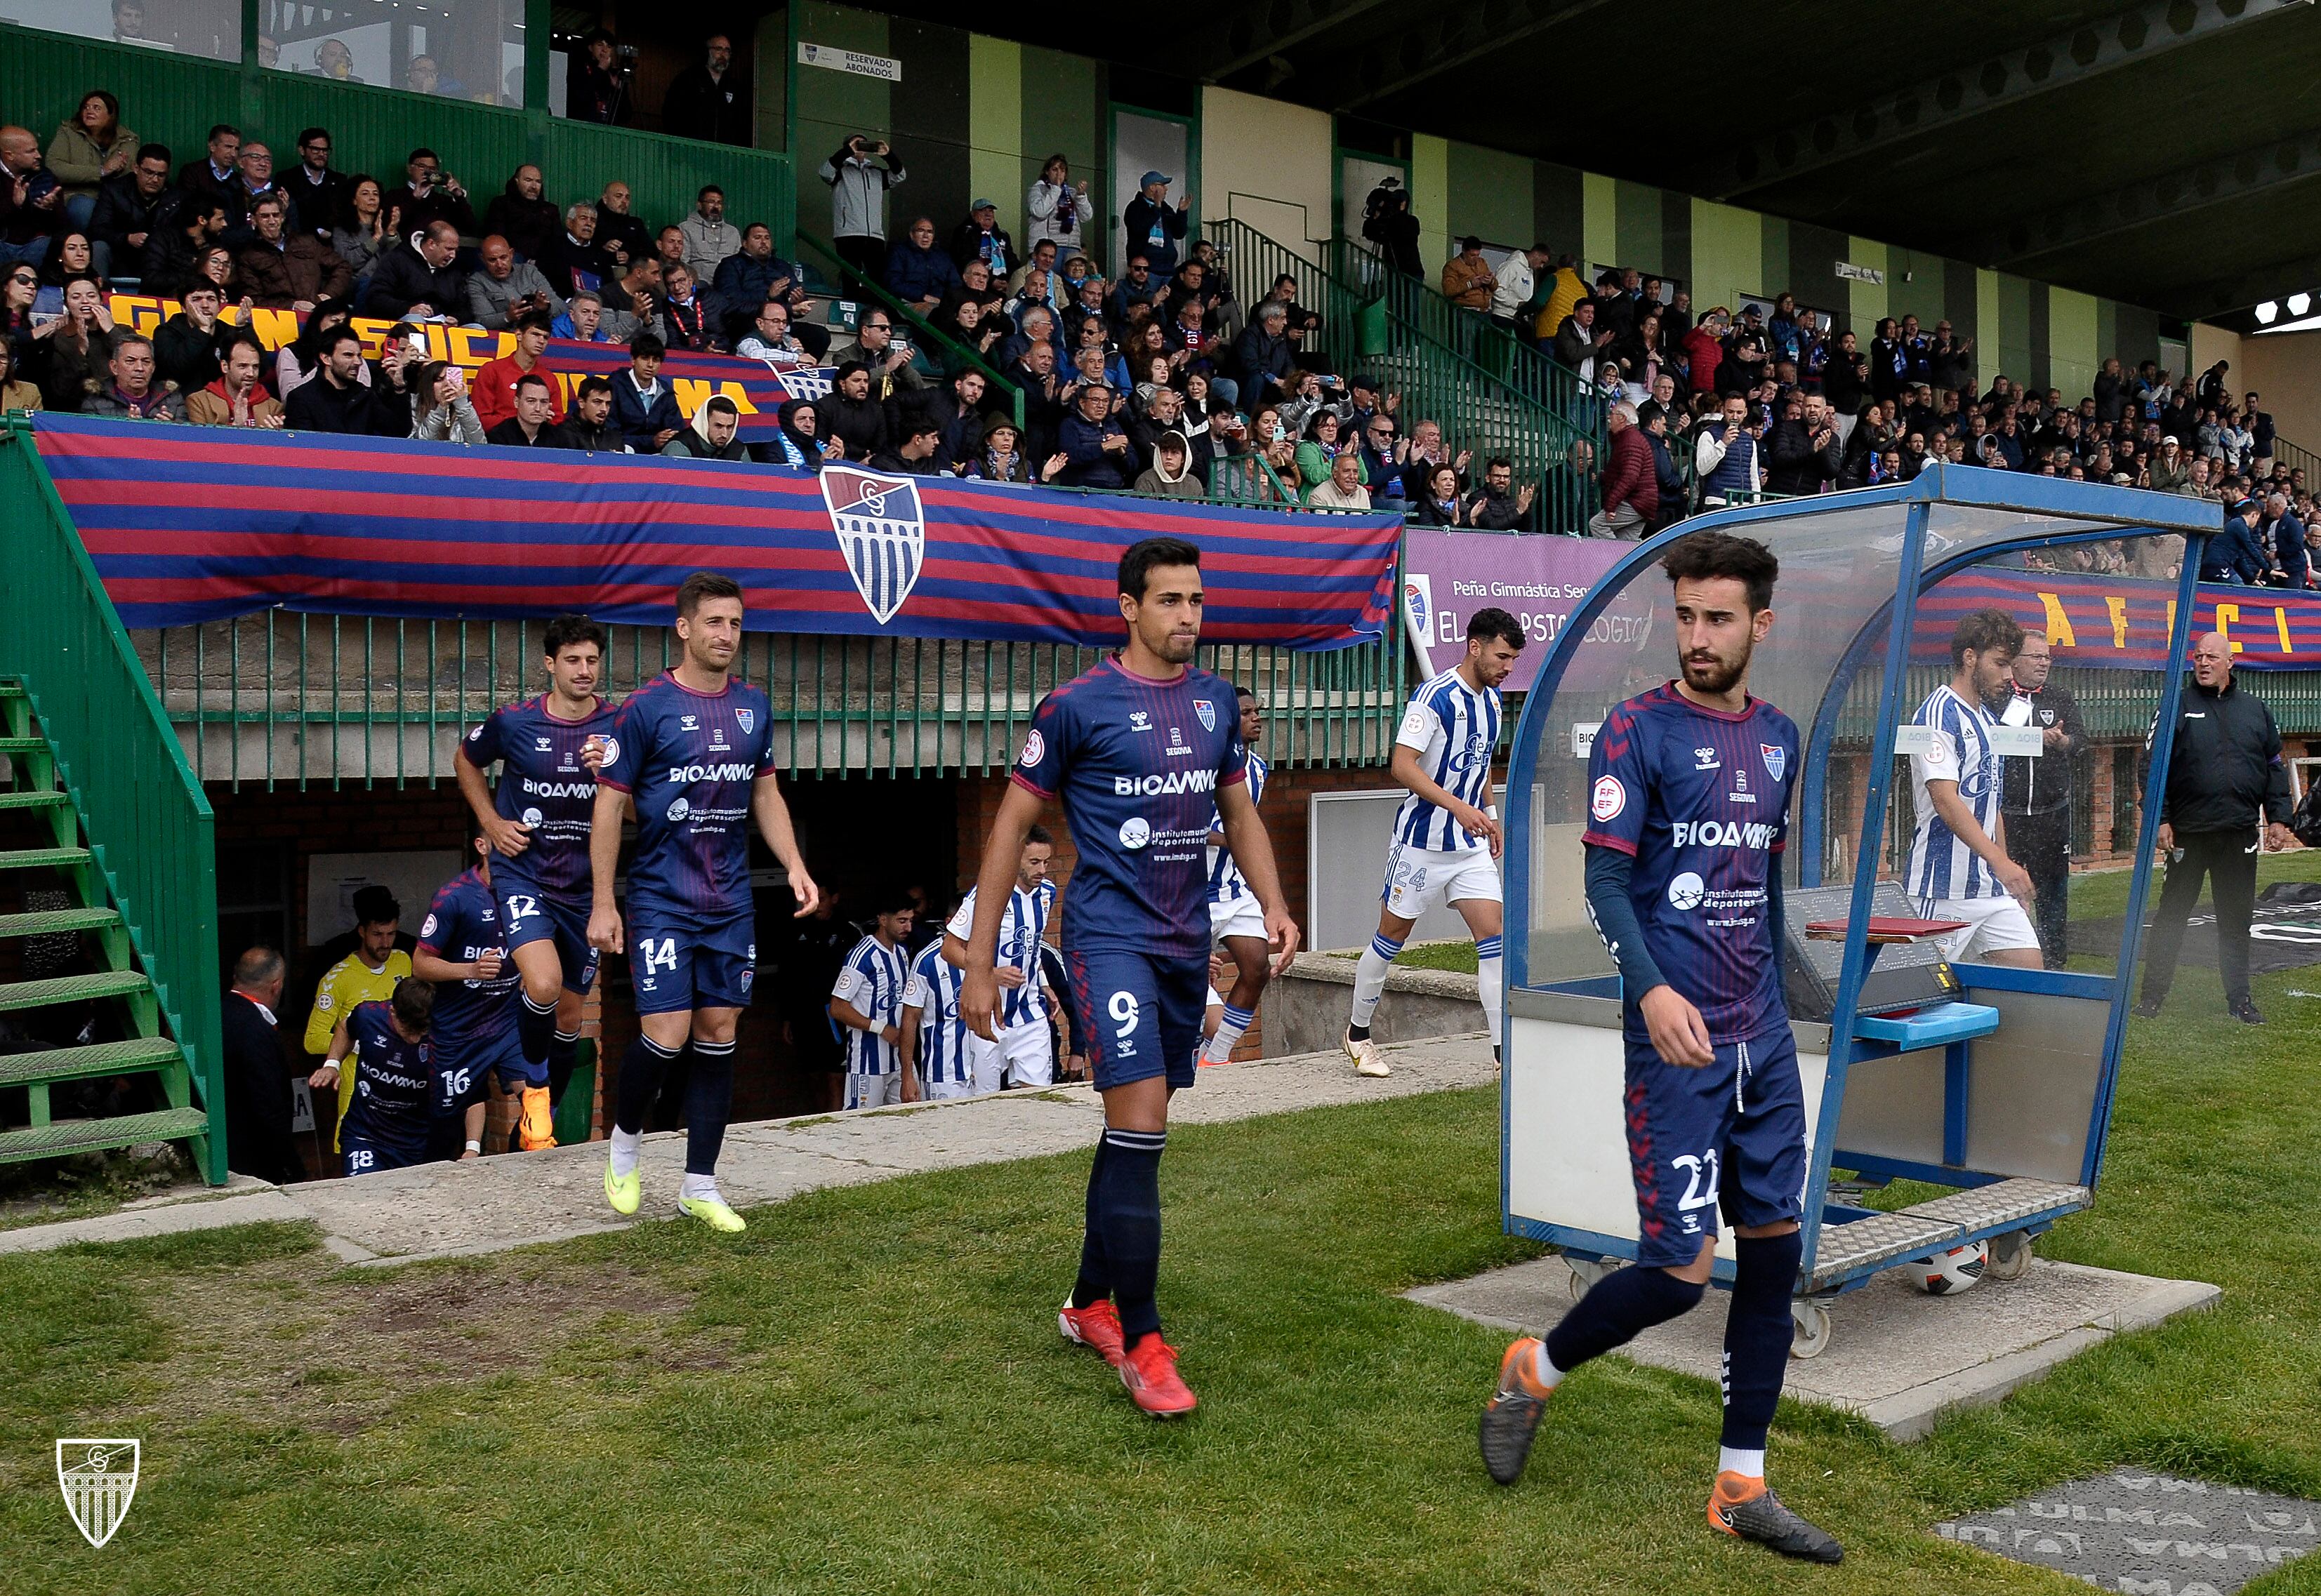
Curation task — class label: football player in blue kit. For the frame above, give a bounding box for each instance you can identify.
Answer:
[412,818,527,1160]
[307,978,439,1177]
[1476,531,1843,1564]
[960,537,1300,1419]
[591,572,823,1235]
[456,613,614,1148]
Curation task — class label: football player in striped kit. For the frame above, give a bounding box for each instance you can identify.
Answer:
[942,827,1062,1093]
[831,889,918,1108]
[901,933,972,1100]
[1343,608,1525,1077]
[1202,686,1270,1065]
[1905,609,2043,968]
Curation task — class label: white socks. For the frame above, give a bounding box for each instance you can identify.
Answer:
[1717,1446,1766,1479]
[1350,933,1403,1030]
[1203,1002,1254,1065]
[1476,933,1505,1043]
[679,1172,721,1203]
[608,1125,643,1179]
[1530,1340,1566,1391]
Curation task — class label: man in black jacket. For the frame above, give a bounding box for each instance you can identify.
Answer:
[2201,497,2273,585]
[285,327,412,436]
[1990,633,2087,964]
[1230,302,1296,408]
[1764,393,1840,496]
[87,144,178,283]
[361,221,463,320]
[661,34,751,146]
[2136,631,2295,1023]
[222,947,303,1184]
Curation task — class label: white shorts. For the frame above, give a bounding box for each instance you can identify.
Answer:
[1210,893,1267,943]
[1923,896,2041,962]
[1382,842,1503,922]
[920,1074,979,1102]
[845,1071,905,1110]
[967,1016,1053,1093]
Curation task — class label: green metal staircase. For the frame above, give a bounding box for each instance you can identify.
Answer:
[1210,219,1605,533]
[0,683,211,1168]
[0,419,225,1182]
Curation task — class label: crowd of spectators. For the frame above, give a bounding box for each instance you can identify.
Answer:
[5,62,2314,544]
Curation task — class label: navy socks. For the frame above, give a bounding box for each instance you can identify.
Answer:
[1071,1133,1113,1310]
[684,1038,736,1176]
[1095,1126,1165,1344]
[1719,1230,1803,1452]
[612,1034,681,1137]
[1544,1261,1706,1374]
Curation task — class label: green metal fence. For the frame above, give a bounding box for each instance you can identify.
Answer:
[1327,236,1600,440]
[0,23,795,253]
[1212,219,1601,535]
[139,616,1408,790]
[0,420,223,1181]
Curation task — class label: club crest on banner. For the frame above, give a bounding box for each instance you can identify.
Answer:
[57,1439,139,1548]
[1401,575,1436,674]
[777,365,836,402]
[818,466,926,625]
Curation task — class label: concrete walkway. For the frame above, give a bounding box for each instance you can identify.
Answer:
[0,1035,1496,1265]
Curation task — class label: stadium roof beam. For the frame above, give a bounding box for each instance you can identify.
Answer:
[1196,0,1403,85]
[1708,0,2313,203]
[1970,128,2321,269]
[1325,0,1623,114]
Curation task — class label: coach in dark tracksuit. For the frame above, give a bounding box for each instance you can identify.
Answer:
[2136,630,2294,1024]
[1990,633,2087,963]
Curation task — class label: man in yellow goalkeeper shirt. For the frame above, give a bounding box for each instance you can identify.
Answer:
[303,886,412,1153]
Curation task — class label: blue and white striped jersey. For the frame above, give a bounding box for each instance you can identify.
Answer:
[1391,670,1502,852]
[1207,752,1269,903]
[904,943,970,1086]
[1906,683,2009,902]
[832,933,909,1075]
[945,880,1055,1028]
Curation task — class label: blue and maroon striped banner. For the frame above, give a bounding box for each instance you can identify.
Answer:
[1916,568,2321,671]
[34,416,1398,648]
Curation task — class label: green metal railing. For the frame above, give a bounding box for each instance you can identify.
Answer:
[792,232,1026,430]
[1328,237,1600,440]
[1212,219,1601,535]
[140,616,1408,789]
[0,421,224,1182]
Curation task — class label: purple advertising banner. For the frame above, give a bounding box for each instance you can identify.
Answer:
[1400,530,1634,693]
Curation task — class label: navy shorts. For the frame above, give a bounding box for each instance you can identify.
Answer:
[496,886,600,995]
[1066,947,1208,1092]
[628,913,757,1017]
[1622,1025,1807,1268]
[341,1114,430,1177]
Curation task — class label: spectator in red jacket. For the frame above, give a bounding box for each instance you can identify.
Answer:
[471,311,564,433]
[1589,401,1657,538]
[1681,309,1730,404]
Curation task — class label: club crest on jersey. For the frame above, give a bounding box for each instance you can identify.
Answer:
[1591,774,1626,822]
[1196,699,1217,732]
[819,465,925,625]
[736,708,755,734]
[1018,730,1045,768]
[1760,743,1787,781]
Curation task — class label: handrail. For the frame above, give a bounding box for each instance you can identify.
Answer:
[1328,235,1598,425]
[791,231,1025,431]
[1210,218,1601,536]
[0,418,223,1181]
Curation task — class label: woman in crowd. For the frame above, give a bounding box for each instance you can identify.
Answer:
[48,90,137,233]
[3,262,39,348]
[31,277,114,412]
[1415,463,1467,526]
[191,244,239,302]
[187,338,285,428]
[36,232,105,314]
[1026,155,1094,260]
[965,415,1064,484]
[1293,411,1363,503]
[408,361,485,444]
[334,177,397,283]
[0,339,40,413]
[939,297,1004,368]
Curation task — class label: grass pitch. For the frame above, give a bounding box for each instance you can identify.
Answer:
[10,863,2321,1592]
